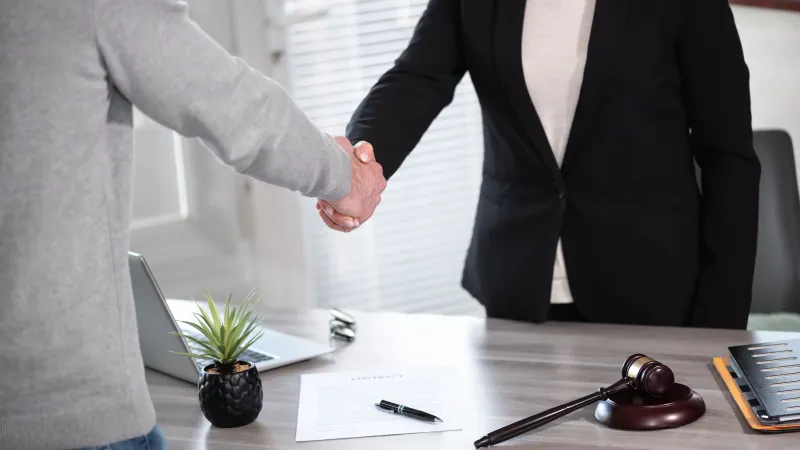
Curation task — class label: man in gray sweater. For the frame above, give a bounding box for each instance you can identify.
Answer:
[0,1,386,449]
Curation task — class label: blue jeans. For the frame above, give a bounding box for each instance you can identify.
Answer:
[78,425,167,450]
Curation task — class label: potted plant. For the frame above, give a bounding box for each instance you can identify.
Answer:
[171,290,264,428]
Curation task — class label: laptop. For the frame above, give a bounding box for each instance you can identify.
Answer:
[129,251,333,383]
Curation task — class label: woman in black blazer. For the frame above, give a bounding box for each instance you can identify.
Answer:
[318,0,760,329]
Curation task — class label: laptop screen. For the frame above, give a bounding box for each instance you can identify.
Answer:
[128,252,200,383]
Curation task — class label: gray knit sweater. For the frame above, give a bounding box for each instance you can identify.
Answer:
[0,1,351,448]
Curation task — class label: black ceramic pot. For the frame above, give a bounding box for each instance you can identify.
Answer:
[198,361,263,427]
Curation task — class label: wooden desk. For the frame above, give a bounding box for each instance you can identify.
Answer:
[148,307,800,449]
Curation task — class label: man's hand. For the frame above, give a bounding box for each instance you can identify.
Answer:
[317,137,386,232]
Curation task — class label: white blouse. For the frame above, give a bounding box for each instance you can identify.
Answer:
[521,0,597,304]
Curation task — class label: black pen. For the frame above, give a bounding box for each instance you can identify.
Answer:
[375,399,443,422]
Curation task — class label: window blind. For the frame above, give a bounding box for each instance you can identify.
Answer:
[285,0,485,315]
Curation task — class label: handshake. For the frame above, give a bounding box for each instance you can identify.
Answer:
[316,136,387,232]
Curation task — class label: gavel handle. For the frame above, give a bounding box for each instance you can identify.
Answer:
[474,379,633,448]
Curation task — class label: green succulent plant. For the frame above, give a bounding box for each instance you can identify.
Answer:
[170,290,264,372]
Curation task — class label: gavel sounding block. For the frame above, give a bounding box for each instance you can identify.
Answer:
[594,383,706,430]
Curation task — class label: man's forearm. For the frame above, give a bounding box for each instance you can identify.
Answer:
[96,0,351,201]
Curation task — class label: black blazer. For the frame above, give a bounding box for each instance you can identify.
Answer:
[346,0,760,329]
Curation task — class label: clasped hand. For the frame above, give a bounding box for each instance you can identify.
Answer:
[316,136,386,232]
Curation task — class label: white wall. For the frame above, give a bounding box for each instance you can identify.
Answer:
[732,6,800,172]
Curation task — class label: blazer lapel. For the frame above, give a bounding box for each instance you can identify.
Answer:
[562,0,631,169]
[493,0,561,180]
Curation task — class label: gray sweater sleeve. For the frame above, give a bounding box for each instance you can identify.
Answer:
[94,0,351,201]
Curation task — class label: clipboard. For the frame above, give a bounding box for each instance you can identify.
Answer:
[712,356,800,433]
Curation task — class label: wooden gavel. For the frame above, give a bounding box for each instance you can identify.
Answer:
[474,354,675,448]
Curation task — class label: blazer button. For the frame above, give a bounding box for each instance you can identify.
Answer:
[553,184,565,200]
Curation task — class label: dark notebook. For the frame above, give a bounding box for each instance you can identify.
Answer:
[728,338,800,425]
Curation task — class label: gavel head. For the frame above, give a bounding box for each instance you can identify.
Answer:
[622,354,675,398]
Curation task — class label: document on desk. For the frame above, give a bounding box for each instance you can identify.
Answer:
[295,366,464,442]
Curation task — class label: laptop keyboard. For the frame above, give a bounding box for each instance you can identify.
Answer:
[180,328,275,370]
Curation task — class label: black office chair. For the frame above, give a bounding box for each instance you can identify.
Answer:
[750,130,800,314]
